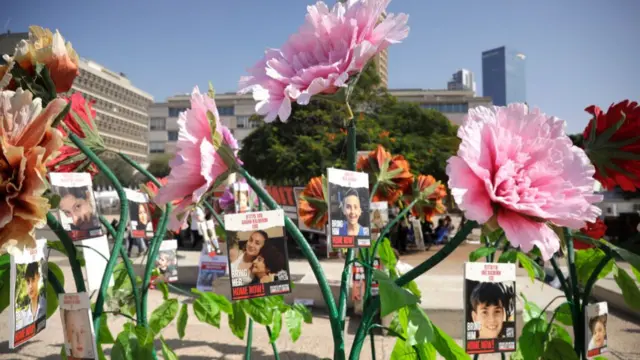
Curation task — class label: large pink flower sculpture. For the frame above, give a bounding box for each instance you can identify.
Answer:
[155,87,239,230]
[238,0,409,122]
[446,103,602,260]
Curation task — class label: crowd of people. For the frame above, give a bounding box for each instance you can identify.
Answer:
[388,208,460,254]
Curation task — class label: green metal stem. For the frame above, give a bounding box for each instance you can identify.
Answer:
[99,215,142,323]
[369,182,380,203]
[237,166,344,359]
[581,252,613,311]
[369,328,376,360]
[565,228,582,358]
[245,319,253,359]
[550,257,571,299]
[48,268,65,294]
[203,201,224,226]
[68,134,128,339]
[46,213,86,292]
[349,296,380,360]
[266,326,281,360]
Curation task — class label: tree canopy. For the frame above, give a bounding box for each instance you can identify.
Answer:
[239,64,460,186]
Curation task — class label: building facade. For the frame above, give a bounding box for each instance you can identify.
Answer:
[71,59,154,165]
[447,69,476,94]
[482,46,526,106]
[373,49,389,88]
[389,88,492,125]
[148,92,258,157]
[0,31,28,64]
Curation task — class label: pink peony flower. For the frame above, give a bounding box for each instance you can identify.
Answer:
[446,104,603,260]
[155,86,238,230]
[238,0,409,122]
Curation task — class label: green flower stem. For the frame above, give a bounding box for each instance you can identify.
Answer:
[350,221,479,360]
[118,153,161,187]
[266,326,281,360]
[47,268,65,294]
[237,166,344,359]
[369,329,376,360]
[369,182,380,203]
[203,201,224,226]
[550,257,571,298]
[46,213,86,292]
[581,251,613,311]
[245,318,253,359]
[69,133,128,338]
[99,215,141,323]
[564,228,582,358]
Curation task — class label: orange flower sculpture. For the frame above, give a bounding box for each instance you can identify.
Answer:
[357,145,413,204]
[0,26,79,93]
[0,89,66,251]
[410,175,447,221]
[298,176,329,230]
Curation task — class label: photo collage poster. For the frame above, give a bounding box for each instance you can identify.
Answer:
[151,240,179,286]
[80,235,113,295]
[59,292,98,360]
[196,253,229,292]
[370,201,389,241]
[464,262,516,355]
[125,189,154,239]
[327,168,371,248]
[225,209,291,300]
[292,187,326,235]
[585,302,608,358]
[50,172,104,241]
[9,239,48,349]
[351,258,382,302]
[233,182,252,214]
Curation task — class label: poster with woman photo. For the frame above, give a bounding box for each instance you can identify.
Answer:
[50,172,104,241]
[9,239,48,349]
[125,189,154,239]
[225,209,291,300]
[464,262,516,355]
[370,202,389,241]
[233,182,252,214]
[151,240,179,285]
[59,292,98,360]
[327,168,371,248]
[196,254,228,292]
[585,302,608,358]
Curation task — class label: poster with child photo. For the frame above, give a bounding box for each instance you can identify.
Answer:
[233,181,252,214]
[125,189,154,239]
[585,302,608,358]
[327,168,371,248]
[464,262,516,355]
[369,202,388,241]
[351,257,382,302]
[196,254,228,292]
[59,292,98,360]
[225,209,291,300]
[50,172,103,241]
[151,240,179,285]
[9,239,48,349]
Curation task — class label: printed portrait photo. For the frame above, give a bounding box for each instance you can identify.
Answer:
[369,202,389,240]
[154,244,178,283]
[327,168,371,248]
[14,261,47,331]
[128,200,154,239]
[233,182,251,214]
[53,185,103,240]
[586,302,608,358]
[61,308,96,360]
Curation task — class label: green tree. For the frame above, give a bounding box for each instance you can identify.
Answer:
[93,156,138,188]
[147,154,172,179]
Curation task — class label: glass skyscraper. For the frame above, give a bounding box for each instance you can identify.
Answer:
[482,46,526,106]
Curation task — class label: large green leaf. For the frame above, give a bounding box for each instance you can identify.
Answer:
[111,323,155,360]
[403,305,434,347]
[0,265,9,313]
[375,270,420,317]
[160,336,179,360]
[518,318,547,360]
[229,301,247,340]
[498,249,518,263]
[542,338,579,360]
[575,248,614,285]
[554,303,573,326]
[177,303,189,340]
[193,295,221,328]
[390,338,437,360]
[149,298,179,335]
[469,247,497,262]
[633,266,640,283]
[292,303,313,324]
[46,262,65,318]
[520,293,544,322]
[192,289,232,313]
[284,307,303,342]
[516,252,545,282]
[599,239,640,274]
[241,298,274,325]
[614,265,640,311]
[377,237,398,270]
[270,311,282,343]
[98,313,115,344]
[430,322,468,360]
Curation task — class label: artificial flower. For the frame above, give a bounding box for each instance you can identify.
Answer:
[47,92,104,176]
[154,87,239,230]
[582,100,640,191]
[410,175,447,221]
[0,89,65,251]
[238,0,409,122]
[298,176,329,230]
[446,103,602,260]
[574,218,607,250]
[357,145,412,204]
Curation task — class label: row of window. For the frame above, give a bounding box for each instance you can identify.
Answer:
[168,106,234,117]
[420,103,469,113]
[236,115,260,129]
[95,112,148,142]
[76,69,150,111]
[103,136,148,155]
[83,93,149,125]
[102,151,147,164]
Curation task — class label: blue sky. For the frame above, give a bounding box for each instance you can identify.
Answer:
[5,0,639,133]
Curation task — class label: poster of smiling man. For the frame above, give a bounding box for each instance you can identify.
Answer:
[327,168,371,248]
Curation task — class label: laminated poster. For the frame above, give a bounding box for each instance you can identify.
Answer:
[196,254,228,292]
[9,239,48,349]
[225,209,291,300]
[464,262,516,355]
[327,168,371,248]
[152,240,179,285]
[233,182,252,214]
[369,202,389,241]
[125,189,154,239]
[585,302,608,358]
[50,172,104,241]
[351,257,382,301]
[59,292,98,360]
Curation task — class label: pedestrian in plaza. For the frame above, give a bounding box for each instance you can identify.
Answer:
[190,206,205,250]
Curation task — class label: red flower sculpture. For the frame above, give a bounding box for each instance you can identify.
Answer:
[357,145,413,204]
[575,218,607,250]
[409,174,447,221]
[582,100,640,191]
[298,176,329,230]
